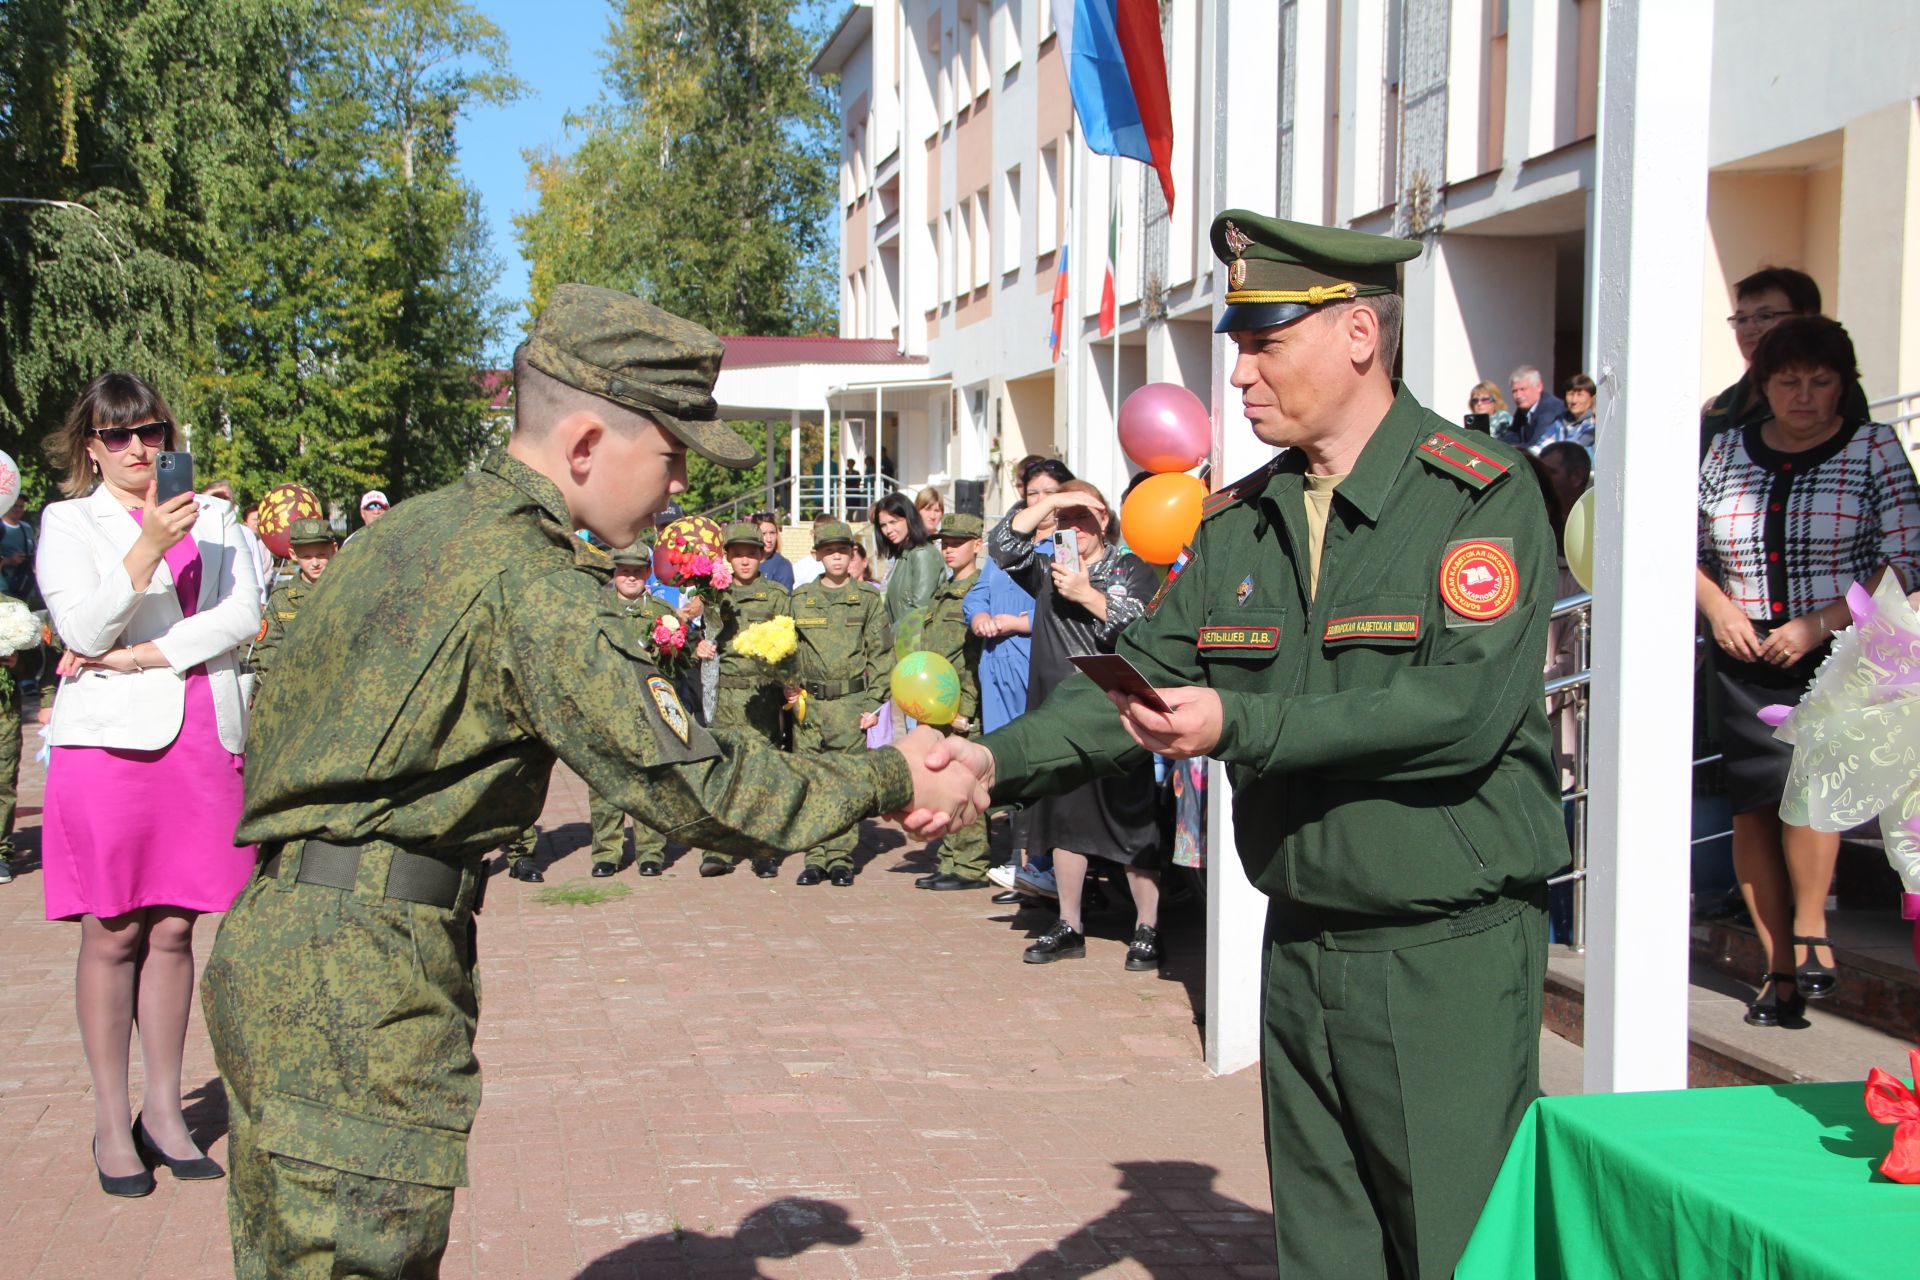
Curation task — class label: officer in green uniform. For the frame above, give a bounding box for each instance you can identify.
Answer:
[247,516,337,694]
[920,212,1565,1279]
[587,541,678,878]
[786,520,892,886]
[913,513,989,889]
[199,285,983,1279]
[705,521,792,878]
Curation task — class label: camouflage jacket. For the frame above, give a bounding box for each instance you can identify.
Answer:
[922,569,982,726]
[237,451,911,858]
[714,575,790,688]
[788,577,892,703]
[248,577,314,688]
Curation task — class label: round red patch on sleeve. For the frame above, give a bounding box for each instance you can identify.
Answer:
[1439,540,1520,621]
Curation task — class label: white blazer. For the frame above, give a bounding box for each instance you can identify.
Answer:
[37,487,262,753]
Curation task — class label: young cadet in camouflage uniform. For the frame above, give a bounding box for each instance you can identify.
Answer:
[921,213,1564,1280]
[246,516,336,696]
[911,513,989,890]
[199,285,984,1279]
[785,520,891,886]
[703,521,791,878]
[588,542,676,878]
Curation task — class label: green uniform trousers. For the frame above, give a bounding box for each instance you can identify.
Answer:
[932,728,987,880]
[588,787,665,869]
[0,700,19,860]
[701,681,786,865]
[203,856,483,1280]
[1261,898,1545,1280]
[793,695,866,870]
[501,828,536,865]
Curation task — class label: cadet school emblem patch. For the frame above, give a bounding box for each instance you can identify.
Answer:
[1236,574,1254,606]
[647,675,691,743]
[1439,538,1519,624]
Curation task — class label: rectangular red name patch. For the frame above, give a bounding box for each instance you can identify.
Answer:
[1196,626,1279,650]
[1323,614,1422,644]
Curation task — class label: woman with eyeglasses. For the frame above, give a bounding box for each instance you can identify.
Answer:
[35,372,262,1197]
[1466,381,1513,440]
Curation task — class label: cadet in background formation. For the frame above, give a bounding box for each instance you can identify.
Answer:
[921,211,1562,1280]
[590,541,678,878]
[913,513,989,890]
[201,286,984,1278]
[785,521,892,886]
[245,516,336,696]
[705,521,792,877]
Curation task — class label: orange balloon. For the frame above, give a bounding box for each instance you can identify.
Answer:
[1120,472,1206,566]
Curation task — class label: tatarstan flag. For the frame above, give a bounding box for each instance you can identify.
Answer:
[1099,208,1117,338]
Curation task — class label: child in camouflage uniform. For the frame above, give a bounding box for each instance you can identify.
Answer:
[247,517,336,698]
[586,541,681,879]
[785,520,892,886]
[913,513,989,889]
[701,522,791,877]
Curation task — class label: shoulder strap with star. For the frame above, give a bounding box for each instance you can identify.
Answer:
[1415,430,1511,492]
[1199,456,1282,520]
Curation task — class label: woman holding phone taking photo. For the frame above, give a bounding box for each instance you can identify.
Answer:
[36,372,261,1196]
[988,479,1165,970]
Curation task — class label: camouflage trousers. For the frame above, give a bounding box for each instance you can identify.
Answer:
[700,681,786,866]
[932,726,988,880]
[0,701,18,860]
[588,788,666,869]
[793,695,868,870]
[202,848,483,1279]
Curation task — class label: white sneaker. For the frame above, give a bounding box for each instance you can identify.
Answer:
[1014,866,1058,899]
[987,864,1017,890]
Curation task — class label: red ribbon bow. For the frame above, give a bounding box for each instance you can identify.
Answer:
[1863,1048,1920,1184]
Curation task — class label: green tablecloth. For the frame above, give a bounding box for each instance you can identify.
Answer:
[1457,1082,1918,1280]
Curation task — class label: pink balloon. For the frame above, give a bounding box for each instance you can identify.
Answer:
[1119,382,1211,474]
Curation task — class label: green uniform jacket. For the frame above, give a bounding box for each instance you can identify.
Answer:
[789,578,892,707]
[984,385,1565,922]
[237,452,911,858]
[248,577,314,689]
[714,575,792,689]
[922,568,982,726]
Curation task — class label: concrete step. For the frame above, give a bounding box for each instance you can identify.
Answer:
[1692,912,1918,1043]
[1542,943,1915,1089]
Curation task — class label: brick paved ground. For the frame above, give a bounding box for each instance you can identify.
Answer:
[1,745,1276,1279]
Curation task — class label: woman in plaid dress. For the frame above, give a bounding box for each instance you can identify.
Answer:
[1697,316,1920,1027]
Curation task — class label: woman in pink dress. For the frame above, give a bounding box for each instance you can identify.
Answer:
[36,373,261,1196]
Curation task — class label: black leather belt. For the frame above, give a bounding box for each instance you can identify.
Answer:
[259,838,479,912]
[805,678,860,699]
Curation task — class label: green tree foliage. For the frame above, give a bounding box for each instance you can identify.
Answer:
[515,0,840,512]
[0,0,515,511]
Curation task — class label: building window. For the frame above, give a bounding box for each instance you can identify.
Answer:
[1001,0,1024,77]
[955,10,973,105]
[1001,165,1022,277]
[938,212,954,305]
[971,187,992,291]
[1036,138,1060,256]
[971,1,991,98]
[954,204,971,300]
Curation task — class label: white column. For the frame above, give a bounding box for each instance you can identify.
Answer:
[788,410,802,524]
[1581,0,1711,1095]
[1199,0,1287,1079]
[1838,99,1920,402]
[765,420,776,513]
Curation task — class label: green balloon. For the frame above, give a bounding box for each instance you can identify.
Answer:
[891,650,960,725]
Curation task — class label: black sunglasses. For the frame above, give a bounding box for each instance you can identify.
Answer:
[89,421,170,452]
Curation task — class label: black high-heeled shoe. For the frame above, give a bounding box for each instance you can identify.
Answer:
[133,1114,224,1181]
[1792,934,1838,1000]
[1744,972,1807,1027]
[94,1137,155,1198]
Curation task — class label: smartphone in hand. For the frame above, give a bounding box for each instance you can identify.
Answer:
[154,451,195,505]
[1053,534,1081,574]
[1068,653,1174,714]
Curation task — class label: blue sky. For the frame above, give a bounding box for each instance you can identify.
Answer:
[460,0,616,359]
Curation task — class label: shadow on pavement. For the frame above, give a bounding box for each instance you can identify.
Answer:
[182,1075,229,1151]
[992,1161,1275,1278]
[575,1197,860,1279]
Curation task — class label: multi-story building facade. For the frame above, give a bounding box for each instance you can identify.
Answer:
[817,0,1920,521]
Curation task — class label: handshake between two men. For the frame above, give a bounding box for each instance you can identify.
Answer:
[886,685,1227,841]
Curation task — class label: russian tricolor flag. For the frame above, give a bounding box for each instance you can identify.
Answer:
[1058,0,1176,212]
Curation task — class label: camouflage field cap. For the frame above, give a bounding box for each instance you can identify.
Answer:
[722,521,763,548]
[524,284,759,469]
[812,520,856,550]
[287,516,334,547]
[609,541,650,567]
[1210,210,1420,334]
[937,513,983,540]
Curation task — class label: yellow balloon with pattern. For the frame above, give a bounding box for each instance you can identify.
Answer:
[891,650,961,726]
[1564,487,1596,593]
